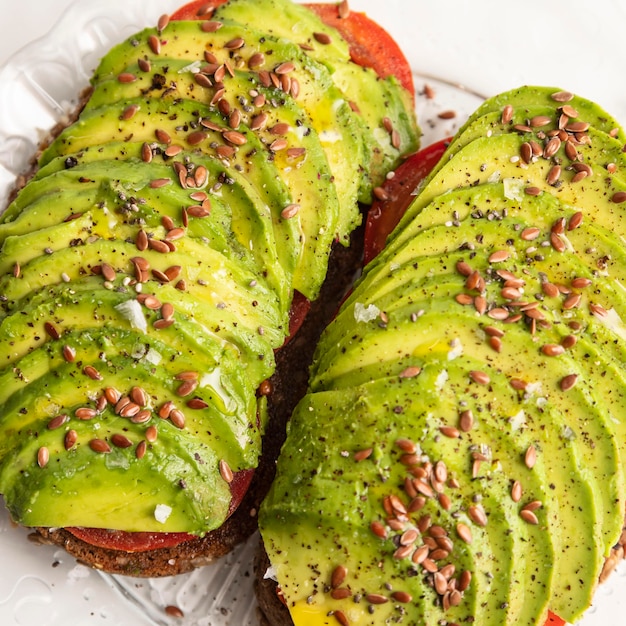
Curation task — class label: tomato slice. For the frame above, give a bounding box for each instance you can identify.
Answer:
[363,138,449,264]
[545,612,566,626]
[171,1,414,97]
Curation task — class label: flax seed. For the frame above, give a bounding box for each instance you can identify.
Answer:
[560,373,578,391]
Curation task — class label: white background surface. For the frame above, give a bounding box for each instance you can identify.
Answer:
[0,1,626,625]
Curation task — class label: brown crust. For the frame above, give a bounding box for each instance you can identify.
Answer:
[32,223,365,577]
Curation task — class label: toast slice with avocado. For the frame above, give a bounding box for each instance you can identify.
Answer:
[0,0,419,576]
[257,86,626,626]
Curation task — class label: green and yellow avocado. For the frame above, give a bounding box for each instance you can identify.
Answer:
[259,86,626,625]
[0,0,418,536]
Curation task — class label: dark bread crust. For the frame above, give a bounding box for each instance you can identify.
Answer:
[32,223,365,577]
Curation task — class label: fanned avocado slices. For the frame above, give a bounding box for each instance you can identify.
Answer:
[0,0,418,537]
[259,86,626,625]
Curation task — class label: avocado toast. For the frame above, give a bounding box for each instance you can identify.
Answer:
[258,86,626,625]
[0,0,419,575]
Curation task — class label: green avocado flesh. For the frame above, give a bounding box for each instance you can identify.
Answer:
[259,86,626,625]
[0,0,418,535]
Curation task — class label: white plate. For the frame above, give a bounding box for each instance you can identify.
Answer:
[0,1,625,625]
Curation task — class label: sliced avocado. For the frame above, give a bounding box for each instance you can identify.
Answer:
[212,0,419,194]
[260,86,626,626]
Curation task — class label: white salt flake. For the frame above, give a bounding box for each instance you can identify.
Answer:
[154,504,172,524]
[114,299,147,333]
[354,302,380,323]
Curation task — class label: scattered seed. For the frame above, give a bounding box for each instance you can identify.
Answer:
[365,593,388,605]
[525,445,537,469]
[541,343,565,357]
[89,439,111,454]
[611,191,626,203]
[520,509,539,525]
[440,426,460,439]
[118,72,137,83]
[399,365,422,379]
[469,370,490,385]
[511,480,523,503]
[354,448,373,461]
[488,250,509,263]
[467,505,487,527]
[111,434,133,449]
[75,407,97,420]
[501,104,514,124]
[560,373,579,391]
[37,446,49,468]
[164,605,184,618]
[333,610,349,626]
[281,203,300,219]
[459,410,474,432]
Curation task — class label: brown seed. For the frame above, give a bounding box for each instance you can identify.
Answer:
[104,387,121,405]
[138,58,151,73]
[164,605,184,618]
[44,321,61,340]
[200,19,222,32]
[459,410,474,432]
[354,448,373,462]
[130,386,148,406]
[455,293,473,306]
[590,303,609,318]
[456,260,472,277]
[571,277,592,289]
[456,522,473,544]
[501,104,514,124]
[118,72,137,83]
[177,380,198,397]
[64,430,78,450]
[525,186,542,196]
[48,414,69,430]
[541,343,565,357]
[611,191,626,203]
[89,439,111,454]
[561,334,577,349]
[474,296,487,315]
[543,136,561,158]
[563,293,582,310]
[468,504,487,527]
[270,138,288,152]
[551,90,574,103]
[75,407,97,420]
[488,250,509,263]
[156,13,170,32]
[111,434,133,449]
[399,365,422,379]
[313,31,333,45]
[525,445,537,469]
[170,409,186,429]
[550,232,566,253]
[119,402,141,418]
[521,227,541,241]
[560,373,579,391]
[519,142,532,164]
[438,110,456,120]
[370,520,387,538]
[150,178,171,189]
[224,36,245,50]
[434,572,449,595]
[147,34,161,55]
[391,591,412,604]
[62,345,76,362]
[520,509,539,525]
[439,425,460,439]
[37,446,49,468]
[331,564,348,588]
[131,409,152,424]
[469,370,490,385]
[547,164,561,186]
[82,365,102,381]
[218,459,234,483]
[530,115,551,128]
[281,203,300,219]
[136,440,147,459]
[333,610,349,626]
[365,593,388,605]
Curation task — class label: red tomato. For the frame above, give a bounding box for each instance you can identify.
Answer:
[545,611,566,626]
[363,138,450,264]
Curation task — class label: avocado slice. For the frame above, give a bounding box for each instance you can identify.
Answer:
[260,86,626,625]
